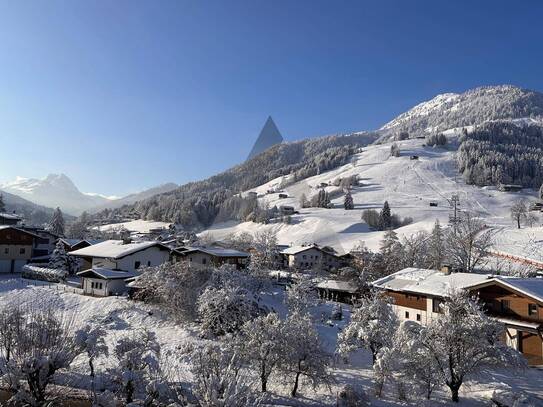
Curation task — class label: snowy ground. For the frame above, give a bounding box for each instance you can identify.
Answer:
[96,219,172,234]
[201,137,541,253]
[1,276,542,406]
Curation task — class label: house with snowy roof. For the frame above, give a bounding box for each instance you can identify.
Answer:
[77,268,139,297]
[316,279,360,303]
[373,266,543,365]
[281,244,341,271]
[69,239,172,273]
[176,246,249,269]
[0,226,40,273]
[0,213,22,226]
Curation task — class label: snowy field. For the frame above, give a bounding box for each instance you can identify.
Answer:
[202,137,540,253]
[96,219,172,234]
[1,276,542,406]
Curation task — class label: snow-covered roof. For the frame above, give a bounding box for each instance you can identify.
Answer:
[0,225,42,239]
[0,213,22,220]
[69,240,170,259]
[372,267,491,297]
[60,238,104,247]
[281,245,338,257]
[77,268,138,280]
[316,280,359,293]
[469,277,543,304]
[181,246,249,258]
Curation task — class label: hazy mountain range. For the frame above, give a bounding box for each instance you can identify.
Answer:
[0,174,178,216]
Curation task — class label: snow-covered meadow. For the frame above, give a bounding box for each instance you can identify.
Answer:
[1,276,542,406]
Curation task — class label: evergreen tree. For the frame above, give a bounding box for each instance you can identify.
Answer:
[47,207,65,237]
[48,240,69,271]
[540,183,543,200]
[0,193,5,213]
[428,219,445,269]
[379,201,392,230]
[299,193,309,209]
[343,190,354,210]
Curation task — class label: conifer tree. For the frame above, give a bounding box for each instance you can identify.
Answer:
[379,201,392,230]
[428,219,445,269]
[343,190,354,210]
[49,240,69,271]
[0,194,5,213]
[47,207,65,237]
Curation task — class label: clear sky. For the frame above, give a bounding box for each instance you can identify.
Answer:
[1,1,542,196]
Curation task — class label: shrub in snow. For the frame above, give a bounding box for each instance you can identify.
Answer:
[197,283,262,337]
[74,324,109,404]
[132,261,213,321]
[22,264,68,283]
[109,329,161,404]
[0,302,84,406]
[190,343,261,407]
[491,388,540,407]
[338,290,398,364]
[417,290,526,403]
[337,385,370,407]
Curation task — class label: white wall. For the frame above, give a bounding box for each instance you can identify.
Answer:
[90,247,171,273]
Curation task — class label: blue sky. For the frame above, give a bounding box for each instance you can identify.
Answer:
[1,1,542,196]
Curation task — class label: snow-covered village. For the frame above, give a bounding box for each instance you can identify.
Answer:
[2,2,543,406]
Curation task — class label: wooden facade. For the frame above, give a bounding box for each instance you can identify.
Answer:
[386,291,427,311]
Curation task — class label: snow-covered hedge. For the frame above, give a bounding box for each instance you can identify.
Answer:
[21,264,68,283]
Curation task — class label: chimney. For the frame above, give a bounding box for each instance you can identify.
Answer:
[440,264,452,275]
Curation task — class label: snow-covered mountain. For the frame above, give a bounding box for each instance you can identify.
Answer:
[1,174,179,216]
[1,174,114,216]
[89,183,178,213]
[379,85,543,139]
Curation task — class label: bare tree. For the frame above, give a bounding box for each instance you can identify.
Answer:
[445,212,493,272]
[510,199,528,229]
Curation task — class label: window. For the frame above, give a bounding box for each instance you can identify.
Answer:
[135,261,141,269]
[202,258,207,265]
[416,314,421,321]
[4,248,8,254]
[501,300,511,312]
[405,311,409,319]
[19,248,25,254]
[189,257,193,262]
[302,255,306,259]
[91,282,94,289]
[432,298,443,313]
[529,303,538,316]
[147,261,151,266]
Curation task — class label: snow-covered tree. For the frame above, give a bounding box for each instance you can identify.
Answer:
[284,278,317,314]
[133,261,213,321]
[510,199,528,229]
[344,190,354,210]
[428,219,445,269]
[444,212,493,272]
[197,283,261,337]
[1,303,84,406]
[110,329,161,404]
[48,240,70,272]
[401,231,430,269]
[540,183,543,200]
[390,143,400,157]
[379,230,405,275]
[75,324,109,403]
[190,342,260,407]
[280,311,331,397]
[250,230,279,271]
[299,193,309,209]
[419,290,526,402]
[378,201,392,230]
[338,290,398,364]
[0,193,5,213]
[237,313,285,392]
[47,207,65,237]
[224,231,254,252]
[376,321,441,400]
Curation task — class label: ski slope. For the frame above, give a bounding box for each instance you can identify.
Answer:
[203,137,540,252]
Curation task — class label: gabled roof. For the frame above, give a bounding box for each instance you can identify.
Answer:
[0,225,41,239]
[77,268,138,280]
[281,244,338,257]
[0,213,22,220]
[69,240,170,259]
[468,276,543,304]
[181,246,249,258]
[372,267,491,297]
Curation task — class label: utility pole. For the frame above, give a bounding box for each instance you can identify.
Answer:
[449,193,461,230]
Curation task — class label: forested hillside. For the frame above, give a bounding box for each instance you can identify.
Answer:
[457,121,543,189]
[380,85,543,138]
[96,132,378,228]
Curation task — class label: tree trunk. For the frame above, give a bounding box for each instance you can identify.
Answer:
[517,217,521,229]
[449,382,461,402]
[261,362,267,392]
[291,371,301,397]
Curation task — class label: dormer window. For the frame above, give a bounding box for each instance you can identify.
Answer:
[528,303,538,316]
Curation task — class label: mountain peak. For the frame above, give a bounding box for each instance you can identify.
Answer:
[247,116,284,160]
